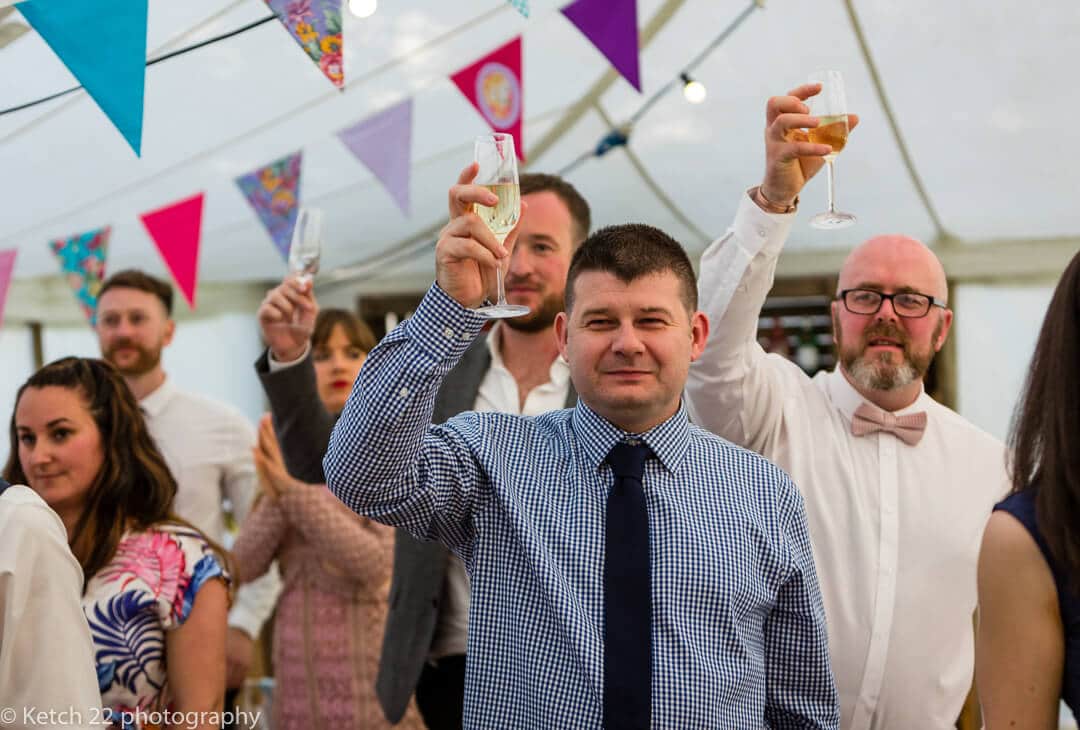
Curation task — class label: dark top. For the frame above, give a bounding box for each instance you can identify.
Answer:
[995,490,1080,715]
[0,477,9,495]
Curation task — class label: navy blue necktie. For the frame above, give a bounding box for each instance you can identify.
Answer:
[604,440,653,730]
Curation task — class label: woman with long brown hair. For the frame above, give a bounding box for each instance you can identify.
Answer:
[4,357,229,730]
[234,302,423,729]
[976,250,1080,728]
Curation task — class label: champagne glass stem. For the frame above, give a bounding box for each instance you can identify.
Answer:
[825,158,838,214]
[495,264,508,306]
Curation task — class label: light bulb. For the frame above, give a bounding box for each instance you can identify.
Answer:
[681,73,707,104]
[348,0,377,18]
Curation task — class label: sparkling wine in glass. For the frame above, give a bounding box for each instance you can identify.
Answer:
[472,133,529,319]
[808,70,856,229]
[286,206,322,329]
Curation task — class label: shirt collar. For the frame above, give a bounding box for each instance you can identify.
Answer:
[486,322,571,387]
[826,366,929,421]
[138,376,177,418]
[572,399,691,476]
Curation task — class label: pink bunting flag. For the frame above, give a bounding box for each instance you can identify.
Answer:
[561,0,641,92]
[337,99,413,216]
[49,227,110,323]
[450,36,525,161]
[139,193,204,309]
[0,249,16,329]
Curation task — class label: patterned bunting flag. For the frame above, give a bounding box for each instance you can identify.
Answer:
[337,99,413,216]
[561,0,641,92]
[16,0,149,155]
[139,193,205,309]
[235,151,303,261]
[0,249,15,330]
[450,37,525,161]
[50,227,110,323]
[507,0,529,17]
[266,0,344,88]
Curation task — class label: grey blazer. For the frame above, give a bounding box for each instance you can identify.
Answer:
[254,335,576,724]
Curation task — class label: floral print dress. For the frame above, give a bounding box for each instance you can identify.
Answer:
[81,523,229,729]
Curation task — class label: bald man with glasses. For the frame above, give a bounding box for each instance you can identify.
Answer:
[685,83,1008,729]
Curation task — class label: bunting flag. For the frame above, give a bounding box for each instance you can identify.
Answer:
[0,249,15,330]
[266,0,344,88]
[16,0,148,155]
[50,227,110,323]
[337,99,413,216]
[561,0,641,92]
[450,36,525,161]
[236,151,303,261]
[507,0,529,17]
[139,193,204,309]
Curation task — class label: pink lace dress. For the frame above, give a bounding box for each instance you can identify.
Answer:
[232,484,424,730]
[82,523,228,729]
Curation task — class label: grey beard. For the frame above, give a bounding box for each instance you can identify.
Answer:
[846,351,919,391]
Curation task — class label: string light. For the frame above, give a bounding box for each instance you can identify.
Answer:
[348,0,378,19]
[680,73,706,104]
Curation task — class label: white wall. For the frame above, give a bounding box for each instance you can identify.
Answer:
[953,282,1055,442]
[0,324,37,469]
[0,313,265,466]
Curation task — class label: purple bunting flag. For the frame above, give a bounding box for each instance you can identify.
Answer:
[266,0,344,88]
[235,151,303,261]
[561,0,641,92]
[337,99,413,216]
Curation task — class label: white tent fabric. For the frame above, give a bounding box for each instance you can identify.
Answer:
[2,0,1077,301]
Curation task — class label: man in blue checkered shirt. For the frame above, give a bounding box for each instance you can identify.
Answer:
[325,164,839,729]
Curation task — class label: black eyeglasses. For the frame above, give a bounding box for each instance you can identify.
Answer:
[837,288,947,319]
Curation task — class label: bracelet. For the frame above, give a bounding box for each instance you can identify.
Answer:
[752,185,798,214]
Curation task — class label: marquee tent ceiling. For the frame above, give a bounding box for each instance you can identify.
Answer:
[1,0,1078,308]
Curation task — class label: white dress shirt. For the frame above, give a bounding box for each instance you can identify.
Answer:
[685,193,1008,730]
[140,378,281,638]
[429,322,573,659]
[0,485,101,730]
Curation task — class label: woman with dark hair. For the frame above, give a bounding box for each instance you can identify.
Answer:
[4,357,229,730]
[976,250,1080,728]
[233,304,422,729]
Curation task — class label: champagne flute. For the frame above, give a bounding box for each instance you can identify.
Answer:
[807,70,856,229]
[286,206,322,329]
[472,133,529,319]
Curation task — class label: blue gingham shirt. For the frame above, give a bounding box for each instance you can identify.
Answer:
[325,284,839,729]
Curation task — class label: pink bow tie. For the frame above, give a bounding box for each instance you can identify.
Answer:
[851,403,928,446]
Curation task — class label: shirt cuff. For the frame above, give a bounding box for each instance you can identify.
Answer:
[403,282,488,362]
[733,187,796,259]
[227,604,263,638]
[268,343,311,372]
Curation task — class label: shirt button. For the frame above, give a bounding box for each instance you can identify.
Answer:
[443,326,454,339]
[399,387,410,398]
[757,227,767,237]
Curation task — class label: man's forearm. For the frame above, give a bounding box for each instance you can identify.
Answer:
[323,284,485,524]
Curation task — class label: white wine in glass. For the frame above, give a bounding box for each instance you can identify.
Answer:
[472,134,529,319]
[808,70,856,229]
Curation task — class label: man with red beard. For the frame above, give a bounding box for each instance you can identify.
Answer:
[685,84,1007,729]
[95,270,281,719]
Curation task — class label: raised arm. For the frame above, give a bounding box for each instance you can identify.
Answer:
[685,85,857,451]
[324,163,526,553]
[231,495,288,585]
[251,412,393,584]
[254,277,334,483]
[763,475,840,728]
